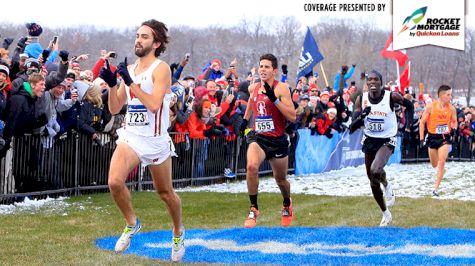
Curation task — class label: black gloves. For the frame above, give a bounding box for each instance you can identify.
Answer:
[349,107,371,134]
[93,138,104,146]
[281,64,288,75]
[37,113,48,126]
[360,72,366,80]
[352,64,356,68]
[117,57,133,86]
[17,37,28,50]
[361,106,372,119]
[59,50,69,62]
[99,59,118,87]
[2,38,14,49]
[262,82,277,103]
[419,139,425,149]
[41,49,51,63]
[240,119,248,135]
[324,127,333,139]
[341,65,348,75]
[203,127,223,138]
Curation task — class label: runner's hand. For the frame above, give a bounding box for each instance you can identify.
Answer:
[240,119,248,136]
[99,59,117,87]
[361,106,371,118]
[262,82,277,103]
[419,139,425,149]
[117,57,133,86]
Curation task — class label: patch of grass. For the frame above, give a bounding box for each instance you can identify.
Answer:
[0,192,474,265]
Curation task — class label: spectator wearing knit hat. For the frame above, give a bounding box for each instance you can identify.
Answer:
[199,59,224,81]
[10,58,42,95]
[24,23,44,59]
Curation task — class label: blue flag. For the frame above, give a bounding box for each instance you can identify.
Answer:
[297,27,324,81]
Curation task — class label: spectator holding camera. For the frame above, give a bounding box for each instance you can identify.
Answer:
[91,50,118,80]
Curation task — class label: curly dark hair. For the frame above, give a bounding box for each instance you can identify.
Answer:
[141,19,169,57]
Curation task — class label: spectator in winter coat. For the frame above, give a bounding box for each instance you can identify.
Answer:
[2,73,47,154]
[199,59,224,81]
[333,64,356,92]
[311,107,338,138]
[77,84,104,145]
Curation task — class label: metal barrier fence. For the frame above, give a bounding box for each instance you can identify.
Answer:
[0,132,296,204]
[400,136,475,163]
[1,131,472,204]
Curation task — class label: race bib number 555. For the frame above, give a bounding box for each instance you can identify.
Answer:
[255,116,275,133]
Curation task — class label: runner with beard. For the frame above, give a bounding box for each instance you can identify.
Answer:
[100,19,185,261]
[349,70,414,226]
[240,54,296,228]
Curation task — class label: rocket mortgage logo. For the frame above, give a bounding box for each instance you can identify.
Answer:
[393,0,464,50]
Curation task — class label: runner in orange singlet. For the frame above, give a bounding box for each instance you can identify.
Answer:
[419,85,457,197]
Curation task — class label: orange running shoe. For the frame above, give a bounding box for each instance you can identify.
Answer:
[244,207,259,228]
[281,198,293,227]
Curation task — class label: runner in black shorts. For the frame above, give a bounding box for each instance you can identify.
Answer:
[419,85,457,197]
[246,131,289,160]
[240,53,296,228]
[349,70,413,226]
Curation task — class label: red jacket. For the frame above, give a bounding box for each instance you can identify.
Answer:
[91,58,117,80]
[186,112,207,139]
[316,113,335,135]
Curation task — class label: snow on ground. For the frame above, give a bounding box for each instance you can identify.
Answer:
[178,162,475,201]
[1,162,473,215]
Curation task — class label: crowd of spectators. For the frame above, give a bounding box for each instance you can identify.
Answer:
[2,22,475,189]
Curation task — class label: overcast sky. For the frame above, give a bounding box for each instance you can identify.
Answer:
[1,0,396,30]
[1,0,471,32]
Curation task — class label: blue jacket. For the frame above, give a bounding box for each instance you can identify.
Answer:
[333,65,355,92]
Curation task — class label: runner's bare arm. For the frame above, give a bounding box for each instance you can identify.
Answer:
[109,81,127,115]
[275,83,296,122]
[129,63,171,113]
[419,103,432,140]
[450,105,458,130]
[243,83,256,120]
[392,93,414,130]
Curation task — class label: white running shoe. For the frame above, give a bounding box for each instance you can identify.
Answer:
[379,210,392,227]
[114,218,141,253]
[171,226,185,262]
[384,183,395,208]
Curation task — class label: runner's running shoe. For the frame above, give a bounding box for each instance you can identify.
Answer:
[384,183,395,208]
[171,226,185,262]
[379,210,392,227]
[244,207,259,228]
[281,198,293,227]
[224,168,236,178]
[114,217,141,252]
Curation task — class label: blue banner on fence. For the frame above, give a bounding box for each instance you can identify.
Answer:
[296,129,402,175]
[295,129,340,175]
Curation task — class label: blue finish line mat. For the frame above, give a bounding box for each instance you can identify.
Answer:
[96,227,475,264]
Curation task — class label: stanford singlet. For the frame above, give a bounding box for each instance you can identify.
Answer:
[251,80,286,137]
